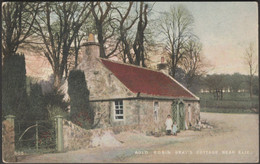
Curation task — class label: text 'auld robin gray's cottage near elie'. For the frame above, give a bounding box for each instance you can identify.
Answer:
[61,34,200,132]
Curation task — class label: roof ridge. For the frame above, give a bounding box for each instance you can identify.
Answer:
[99,58,166,75]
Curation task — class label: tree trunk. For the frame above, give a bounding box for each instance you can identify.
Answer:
[171,52,176,78]
[97,23,106,58]
[53,73,61,89]
[75,48,79,68]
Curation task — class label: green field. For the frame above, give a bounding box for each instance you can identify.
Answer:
[197,92,259,113]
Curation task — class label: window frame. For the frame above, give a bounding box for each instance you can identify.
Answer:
[114,100,124,121]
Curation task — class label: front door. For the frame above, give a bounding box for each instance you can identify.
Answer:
[171,100,185,131]
[179,102,185,130]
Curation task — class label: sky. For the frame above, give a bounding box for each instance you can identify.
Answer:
[153,2,258,75]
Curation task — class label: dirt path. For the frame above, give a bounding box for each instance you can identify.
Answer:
[19,112,259,163]
[122,113,259,163]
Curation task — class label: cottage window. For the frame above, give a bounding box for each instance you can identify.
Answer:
[115,100,124,120]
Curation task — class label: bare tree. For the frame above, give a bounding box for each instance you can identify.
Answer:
[181,39,207,89]
[2,2,39,58]
[72,16,95,68]
[243,43,257,99]
[73,32,85,68]
[33,2,92,89]
[113,2,138,64]
[133,2,149,67]
[91,2,120,58]
[116,2,152,67]
[160,5,194,77]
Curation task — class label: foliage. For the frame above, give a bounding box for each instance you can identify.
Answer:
[68,70,94,128]
[26,76,38,95]
[252,76,259,95]
[28,83,48,121]
[2,54,29,120]
[15,120,56,153]
[38,127,56,150]
[201,73,258,97]
[70,111,93,129]
[42,89,69,114]
[46,105,68,121]
[38,87,69,120]
[229,73,244,92]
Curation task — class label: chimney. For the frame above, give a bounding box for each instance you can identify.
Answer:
[157,56,168,75]
[82,33,100,59]
[161,56,165,63]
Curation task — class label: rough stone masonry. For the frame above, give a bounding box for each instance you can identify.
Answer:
[60,33,200,132]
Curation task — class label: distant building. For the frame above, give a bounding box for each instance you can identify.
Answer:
[61,34,200,132]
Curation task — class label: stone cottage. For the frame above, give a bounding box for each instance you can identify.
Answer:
[62,34,200,132]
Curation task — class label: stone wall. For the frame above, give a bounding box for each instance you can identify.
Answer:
[133,100,174,132]
[62,100,200,151]
[62,119,142,151]
[2,120,16,162]
[60,47,135,102]
[90,101,111,128]
[62,119,92,151]
[90,99,200,132]
[90,99,174,132]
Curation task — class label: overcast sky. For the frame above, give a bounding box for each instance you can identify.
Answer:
[153,2,258,75]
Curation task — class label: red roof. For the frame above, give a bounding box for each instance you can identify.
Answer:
[101,59,196,99]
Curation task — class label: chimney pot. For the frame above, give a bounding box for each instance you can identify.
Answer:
[82,33,100,59]
[157,56,168,75]
[161,57,165,63]
[88,33,95,42]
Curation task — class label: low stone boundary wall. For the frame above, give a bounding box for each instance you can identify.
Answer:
[62,119,144,151]
[2,120,16,162]
[63,120,92,151]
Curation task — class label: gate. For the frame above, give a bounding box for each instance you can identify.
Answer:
[171,99,186,131]
[15,119,56,154]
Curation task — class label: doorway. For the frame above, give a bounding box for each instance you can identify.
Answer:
[154,101,159,122]
[171,100,185,131]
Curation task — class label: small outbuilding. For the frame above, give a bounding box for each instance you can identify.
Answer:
[62,34,200,132]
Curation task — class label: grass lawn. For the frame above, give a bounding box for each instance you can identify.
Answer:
[200,107,256,113]
[197,92,259,113]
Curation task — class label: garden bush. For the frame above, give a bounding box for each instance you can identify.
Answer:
[2,53,28,120]
[68,70,94,129]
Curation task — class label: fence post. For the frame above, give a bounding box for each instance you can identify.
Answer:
[3,115,16,162]
[55,115,64,152]
[5,115,15,127]
[4,115,15,143]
